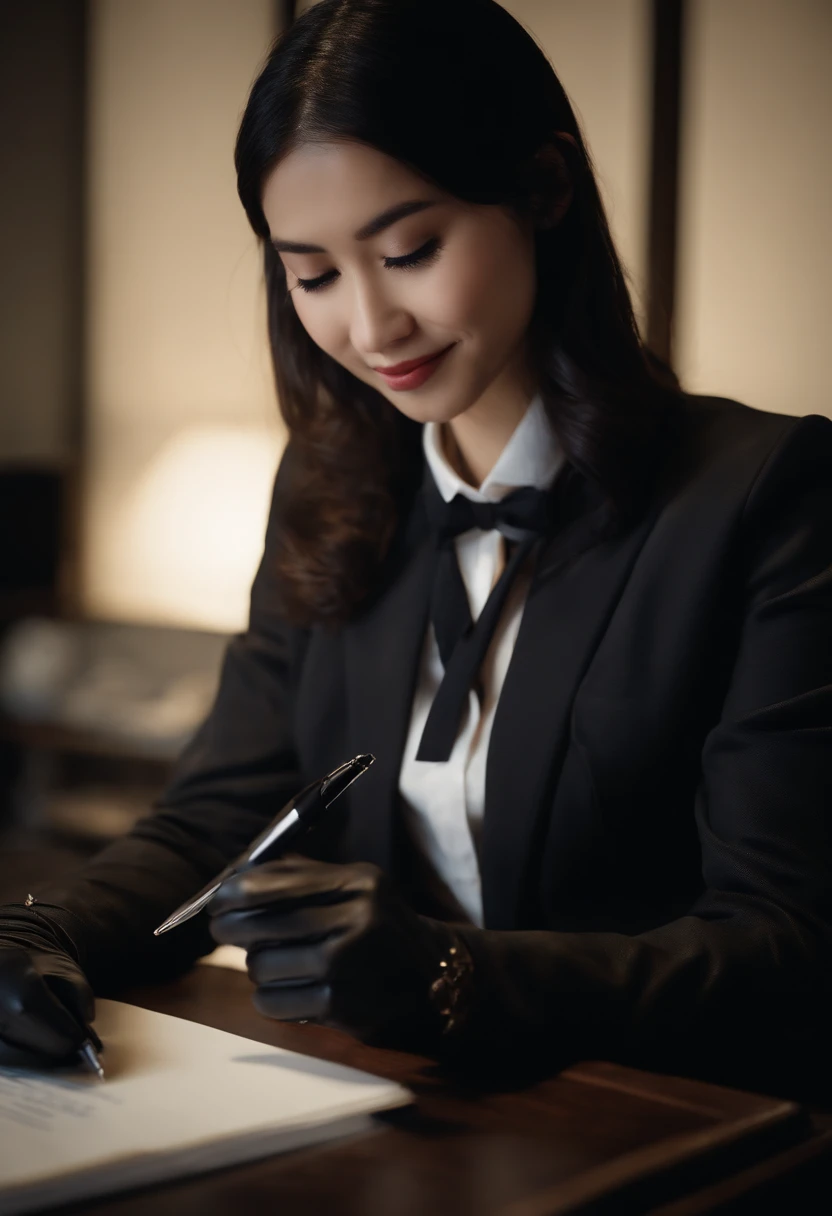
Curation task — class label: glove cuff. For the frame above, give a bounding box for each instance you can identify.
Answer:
[0,899,84,963]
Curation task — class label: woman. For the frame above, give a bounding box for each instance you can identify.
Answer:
[1,0,830,1096]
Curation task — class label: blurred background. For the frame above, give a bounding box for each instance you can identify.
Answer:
[0,0,829,897]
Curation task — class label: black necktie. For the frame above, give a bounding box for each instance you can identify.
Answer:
[416,468,556,763]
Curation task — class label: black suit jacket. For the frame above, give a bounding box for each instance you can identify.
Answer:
[37,393,832,1091]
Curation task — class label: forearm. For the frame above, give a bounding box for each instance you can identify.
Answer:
[23,812,230,992]
[447,906,832,1087]
[22,757,312,992]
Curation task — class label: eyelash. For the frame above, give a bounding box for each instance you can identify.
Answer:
[293,236,443,294]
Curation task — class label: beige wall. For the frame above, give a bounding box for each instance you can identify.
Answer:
[82,0,282,630]
[676,0,831,418]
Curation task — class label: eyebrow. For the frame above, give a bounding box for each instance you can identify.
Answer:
[270,199,438,254]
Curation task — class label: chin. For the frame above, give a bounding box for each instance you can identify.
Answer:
[389,396,475,427]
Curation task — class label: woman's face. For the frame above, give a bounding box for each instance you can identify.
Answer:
[260,140,539,428]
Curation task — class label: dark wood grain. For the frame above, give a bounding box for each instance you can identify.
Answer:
[27,963,821,1216]
[650,1131,832,1214]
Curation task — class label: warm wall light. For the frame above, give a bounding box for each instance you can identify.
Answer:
[101,425,285,633]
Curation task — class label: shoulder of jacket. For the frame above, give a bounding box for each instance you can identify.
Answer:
[665,393,830,487]
[679,392,804,442]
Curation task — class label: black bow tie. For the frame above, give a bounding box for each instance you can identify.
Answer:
[430,487,555,543]
[415,468,556,763]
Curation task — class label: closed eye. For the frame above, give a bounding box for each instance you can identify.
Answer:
[293,237,443,294]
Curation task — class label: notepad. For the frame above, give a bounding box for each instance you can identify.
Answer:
[0,1000,412,1216]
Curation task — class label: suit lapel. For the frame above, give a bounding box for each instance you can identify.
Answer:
[481,472,659,928]
[344,457,659,927]
[344,494,433,872]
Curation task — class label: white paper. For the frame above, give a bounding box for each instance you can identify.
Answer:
[0,1000,411,1215]
[198,944,248,971]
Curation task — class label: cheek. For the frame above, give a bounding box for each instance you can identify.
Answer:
[434,231,536,340]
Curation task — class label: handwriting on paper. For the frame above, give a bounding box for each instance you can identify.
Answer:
[0,1071,122,1132]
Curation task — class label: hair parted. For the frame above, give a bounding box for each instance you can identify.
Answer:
[235,0,680,630]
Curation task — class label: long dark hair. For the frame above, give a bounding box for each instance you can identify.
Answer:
[235,0,679,629]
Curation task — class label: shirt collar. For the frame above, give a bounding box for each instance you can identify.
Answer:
[422,392,564,504]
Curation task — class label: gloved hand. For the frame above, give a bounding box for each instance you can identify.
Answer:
[209,855,474,1050]
[0,906,95,1068]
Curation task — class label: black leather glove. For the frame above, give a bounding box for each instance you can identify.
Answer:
[209,855,475,1051]
[0,904,95,1068]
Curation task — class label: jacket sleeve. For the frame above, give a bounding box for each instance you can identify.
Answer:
[447,413,832,1094]
[27,442,311,991]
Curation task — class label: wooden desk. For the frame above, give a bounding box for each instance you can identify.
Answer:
[44,966,831,1216]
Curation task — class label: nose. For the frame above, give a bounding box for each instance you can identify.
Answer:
[349,274,415,362]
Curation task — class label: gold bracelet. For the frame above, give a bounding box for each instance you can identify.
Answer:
[428,928,475,1035]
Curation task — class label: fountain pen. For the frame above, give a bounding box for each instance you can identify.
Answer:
[153,754,375,936]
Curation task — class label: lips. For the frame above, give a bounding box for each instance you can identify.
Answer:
[373,344,454,391]
[373,344,454,375]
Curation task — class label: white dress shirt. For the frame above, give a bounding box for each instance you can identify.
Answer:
[397,393,564,926]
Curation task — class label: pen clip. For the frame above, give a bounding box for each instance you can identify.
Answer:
[319,754,374,804]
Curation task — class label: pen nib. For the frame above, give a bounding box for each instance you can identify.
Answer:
[80,1041,106,1081]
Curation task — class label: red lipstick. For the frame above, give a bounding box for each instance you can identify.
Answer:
[374,344,455,391]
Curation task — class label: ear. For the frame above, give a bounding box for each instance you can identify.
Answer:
[530,134,575,231]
